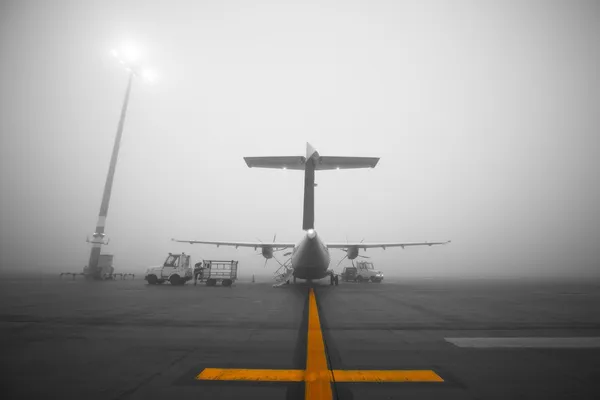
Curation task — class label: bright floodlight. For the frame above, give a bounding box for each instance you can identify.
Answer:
[141,68,157,82]
[119,42,140,63]
[111,42,157,81]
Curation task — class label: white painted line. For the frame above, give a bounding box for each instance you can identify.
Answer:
[445,337,600,348]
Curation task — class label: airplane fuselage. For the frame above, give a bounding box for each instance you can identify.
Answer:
[290,229,331,280]
[171,144,449,282]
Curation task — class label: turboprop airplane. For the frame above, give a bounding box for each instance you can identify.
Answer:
[172,143,450,285]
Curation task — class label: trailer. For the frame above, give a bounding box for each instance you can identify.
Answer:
[194,260,238,287]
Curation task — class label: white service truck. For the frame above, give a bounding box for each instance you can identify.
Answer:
[145,253,193,285]
[352,261,384,283]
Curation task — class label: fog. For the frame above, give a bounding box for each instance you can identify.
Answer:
[1,0,599,279]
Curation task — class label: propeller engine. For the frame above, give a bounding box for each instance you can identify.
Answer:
[346,246,359,260]
[256,234,286,268]
[335,238,370,269]
[261,246,274,259]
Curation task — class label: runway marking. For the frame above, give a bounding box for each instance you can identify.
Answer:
[305,287,333,399]
[196,288,444,399]
[198,368,304,381]
[446,337,600,348]
[197,368,443,383]
[332,370,443,382]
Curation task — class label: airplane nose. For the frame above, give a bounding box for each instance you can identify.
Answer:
[307,229,316,239]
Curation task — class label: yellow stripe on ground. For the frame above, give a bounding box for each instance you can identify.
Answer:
[195,288,444,395]
[332,369,444,382]
[305,288,333,400]
[196,368,443,383]
[196,368,304,381]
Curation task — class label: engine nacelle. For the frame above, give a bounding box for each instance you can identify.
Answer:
[261,246,274,259]
[346,246,359,260]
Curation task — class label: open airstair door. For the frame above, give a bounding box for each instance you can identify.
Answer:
[273,268,294,287]
[273,259,294,287]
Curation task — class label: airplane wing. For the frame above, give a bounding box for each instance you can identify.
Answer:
[171,238,295,250]
[327,241,451,250]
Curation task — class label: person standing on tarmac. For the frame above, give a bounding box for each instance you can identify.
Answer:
[194,262,204,282]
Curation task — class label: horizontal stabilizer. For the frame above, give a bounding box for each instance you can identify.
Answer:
[243,144,379,231]
[244,156,306,170]
[315,156,379,170]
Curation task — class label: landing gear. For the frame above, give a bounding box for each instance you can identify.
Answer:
[330,273,339,286]
[293,276,297,284]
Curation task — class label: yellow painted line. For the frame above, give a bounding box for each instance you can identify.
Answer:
[195,288,444,395]
[196,368,304,382]
[197,368,443,383]
[332,369,444,382]
[305,288,333,399]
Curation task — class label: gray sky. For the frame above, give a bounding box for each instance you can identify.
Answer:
[1,0,599,278]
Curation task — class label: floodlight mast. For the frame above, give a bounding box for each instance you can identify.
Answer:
[85,45,154,280]
[85,69,133,280]
[83,46,154,279]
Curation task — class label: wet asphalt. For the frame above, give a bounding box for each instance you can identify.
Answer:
[1,274,600,399]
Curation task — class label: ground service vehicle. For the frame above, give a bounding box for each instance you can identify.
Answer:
[194,260,238,287]
[340,266,358,282]
[348,261,384,283]
[145,253,193,285]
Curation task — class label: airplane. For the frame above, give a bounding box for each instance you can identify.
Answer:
[172,143,450,286]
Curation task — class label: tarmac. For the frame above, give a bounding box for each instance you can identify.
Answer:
[2,273,600,399]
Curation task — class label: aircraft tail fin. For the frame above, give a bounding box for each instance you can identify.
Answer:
[244,143,378,231]
[303,154,315,230]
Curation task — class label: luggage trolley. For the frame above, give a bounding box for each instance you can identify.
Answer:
[195,260,238,287]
